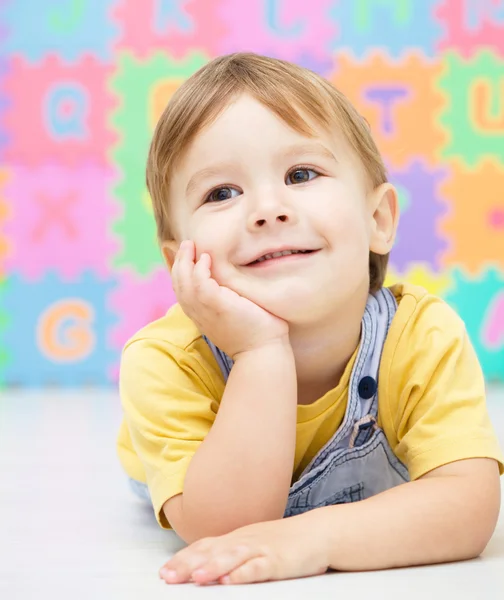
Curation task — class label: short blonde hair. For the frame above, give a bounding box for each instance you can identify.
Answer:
[147,52,389,291]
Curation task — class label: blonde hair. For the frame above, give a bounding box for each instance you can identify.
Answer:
[147,52,389,291]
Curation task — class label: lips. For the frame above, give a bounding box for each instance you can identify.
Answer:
[250,249,315,265]
[245,248,317,266]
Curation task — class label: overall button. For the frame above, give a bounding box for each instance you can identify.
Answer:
[358,376,377,399]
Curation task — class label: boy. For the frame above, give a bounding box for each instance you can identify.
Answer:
[117,53,503,586]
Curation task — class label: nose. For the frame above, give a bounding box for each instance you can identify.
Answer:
[246,195,297,231]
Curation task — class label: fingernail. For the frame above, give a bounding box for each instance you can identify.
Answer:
[161,568,177,581]
[192,568,207,578]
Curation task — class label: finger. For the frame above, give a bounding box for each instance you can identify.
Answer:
[170,241,186,291]
[190,545,256,585]
[160,559,205,585]
[160,545,211,584]
[193,252,211,281]
[180,239,195,260]
[173,240,193,270]
[221,556,274,585]
[193,254,221,307]
[173,241,196,300]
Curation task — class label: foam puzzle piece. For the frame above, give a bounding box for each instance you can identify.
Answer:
[328,0,444,58]
[439,158,504,273]
[437,50,504,164]
[385,263,454,297]
[0,168,9,273]
[331,51,447,168]
[0,51,8,151]
[388,159,449,272]
[3,55,117,165]
[2,272,117,386]
[217,0,336,63]
[485,292,504,352]
[114,0,228,60]
[0,0,119,63]
[110,51,207,274]
[444,268,504,381]
[109,266,177,351]
[436,0,504,58]
[0,275,9,385]
[3,163,119,281]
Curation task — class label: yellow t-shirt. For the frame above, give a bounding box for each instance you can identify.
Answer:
[117,283,504,529]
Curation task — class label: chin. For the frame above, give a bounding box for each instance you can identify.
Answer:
[251,288,324,324]
[224,271,342,322]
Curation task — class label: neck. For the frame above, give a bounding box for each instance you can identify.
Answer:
[289,290,369,405]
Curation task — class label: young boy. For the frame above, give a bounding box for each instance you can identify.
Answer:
[117,53,503,586]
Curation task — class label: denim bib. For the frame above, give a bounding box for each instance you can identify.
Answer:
[202,287,410,517]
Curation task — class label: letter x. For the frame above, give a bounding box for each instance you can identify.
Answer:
[31,192,78,242]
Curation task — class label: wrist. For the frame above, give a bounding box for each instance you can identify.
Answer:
[293,506,335,572]
[232,335,293,361]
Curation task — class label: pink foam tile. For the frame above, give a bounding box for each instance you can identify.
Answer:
[109,267,177,351]
[436,0,504,57]
[3,163,119,280]
[216,0,336,62]
[484,292,504,349]
[3,55,117,165]
[0,168,9,272]
[114,0,228,59]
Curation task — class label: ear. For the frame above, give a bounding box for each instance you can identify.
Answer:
[368,183,399,256]
[161,240,179,272]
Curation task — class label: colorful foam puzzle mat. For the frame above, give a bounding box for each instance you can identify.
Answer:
[0,0,502,386]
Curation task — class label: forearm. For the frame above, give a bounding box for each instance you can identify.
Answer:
[182,339,297,537]
[310,466,501,571]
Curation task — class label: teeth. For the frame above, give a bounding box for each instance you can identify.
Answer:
[256,249,306,263]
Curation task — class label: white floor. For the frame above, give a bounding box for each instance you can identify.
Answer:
[1,387,503,600]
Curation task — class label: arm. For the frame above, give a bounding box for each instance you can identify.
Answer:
[165,338,297,543]
[312,458,501,571]
[157,458,501,584]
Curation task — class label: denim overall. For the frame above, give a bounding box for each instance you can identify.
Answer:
[128,288,410,513]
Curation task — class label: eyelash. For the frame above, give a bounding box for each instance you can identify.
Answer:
[203,165,322,204]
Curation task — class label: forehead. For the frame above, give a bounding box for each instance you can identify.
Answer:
[178,94,351,167]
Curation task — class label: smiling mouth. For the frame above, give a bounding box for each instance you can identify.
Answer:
[247,249,318,266]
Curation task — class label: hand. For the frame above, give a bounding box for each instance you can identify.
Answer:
[171,240,290,359]
[159,513,330,586]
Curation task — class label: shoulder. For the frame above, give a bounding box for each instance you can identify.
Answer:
[379,281,482,428]
[384,282,467,360]
[120,303,225,399]
[379,282,483,430]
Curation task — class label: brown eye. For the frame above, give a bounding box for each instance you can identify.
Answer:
[206,187,239,203]
[286,168,318,185]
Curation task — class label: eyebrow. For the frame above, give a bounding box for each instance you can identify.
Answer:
[185,142,337,197]
[185,162,237,197]
[282,142,338,163]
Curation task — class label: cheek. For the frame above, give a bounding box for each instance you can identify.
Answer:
[188,220,232,282]
[319,198,369,244]
[188,218,221,254]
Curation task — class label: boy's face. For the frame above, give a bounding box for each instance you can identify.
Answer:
[165,94,397,324]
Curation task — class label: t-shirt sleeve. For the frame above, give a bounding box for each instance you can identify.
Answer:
[384,296,504,481]
[119,337,220,529]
